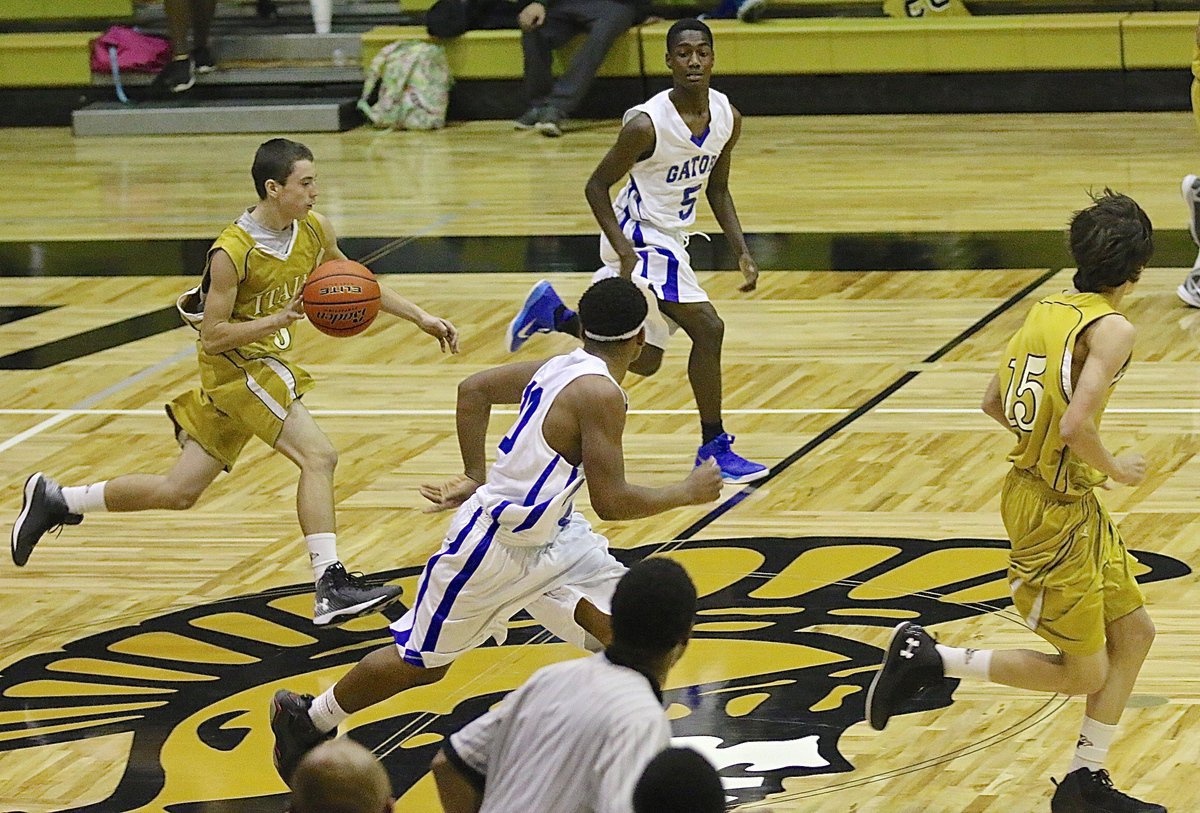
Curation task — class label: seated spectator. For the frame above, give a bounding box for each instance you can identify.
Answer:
[513,0,647,136]
[289,739,394,813]
[430,557,698,812]
[151,0,217,95]
[632,748,725,813]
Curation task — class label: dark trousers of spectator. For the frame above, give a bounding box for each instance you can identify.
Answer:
[521,0,638,117]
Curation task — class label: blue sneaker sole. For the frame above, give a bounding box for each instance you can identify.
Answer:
[506,279,553,353]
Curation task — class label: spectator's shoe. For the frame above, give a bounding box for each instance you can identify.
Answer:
[150,56,195,94]
[737,0,768,22]
[514,106,542,130]
[11,473,82,567]
[536,107,565,137]
[1182,175,1200,246]
[192,45,216,74]
[313,563,403,626]
[507,279,567,352]
[866,622,944,731]
[270,690,336,784]
[1050,768,1167,813]
[1178,267,1200,308]
[695,434,768,484]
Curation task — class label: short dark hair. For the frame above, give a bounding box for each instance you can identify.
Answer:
[667,18,713,51]
[1069,189,1153,293]
[578,277,649,343]
[252,138,314,199]
[611,558,696,654]
[633,748,725,813]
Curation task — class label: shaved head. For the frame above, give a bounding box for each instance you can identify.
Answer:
[290,739,393,813]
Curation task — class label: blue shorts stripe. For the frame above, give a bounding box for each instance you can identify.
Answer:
[403,506,483,659]
[422,519,501,651]
[655,247,680,301]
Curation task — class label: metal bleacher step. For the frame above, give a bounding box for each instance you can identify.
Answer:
[71,97,360,136]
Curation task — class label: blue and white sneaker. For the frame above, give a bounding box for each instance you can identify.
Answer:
[507,280,568,352]
[695,433,768,484]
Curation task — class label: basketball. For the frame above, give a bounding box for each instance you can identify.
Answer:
[302,260,381,337]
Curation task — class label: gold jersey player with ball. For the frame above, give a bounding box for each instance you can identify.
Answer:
[10,138,459,627]
[868,191,1165,813]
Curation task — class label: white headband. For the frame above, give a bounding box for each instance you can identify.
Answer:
[583,321,645,342]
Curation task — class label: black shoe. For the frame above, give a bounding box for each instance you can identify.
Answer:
[313,562,403,626]
[11,473,82,567]
[865,621,944,731]
[150,56,195,95]
[270,690,336,784]
[535,106,565,137]
[256,0,280,19]
[514,106,542,130]
[1051,768,1167,813]
[192,45,216,74]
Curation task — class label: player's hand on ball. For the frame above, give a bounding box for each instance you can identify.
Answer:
[684,458,724,504]
[420,314,460,354]
[738,253,759,293]
[420,474,481,512]
[277,288,307,327]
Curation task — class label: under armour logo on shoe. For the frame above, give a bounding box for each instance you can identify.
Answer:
[900,636,920,658]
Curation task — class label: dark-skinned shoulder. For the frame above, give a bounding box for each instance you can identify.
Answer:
[620,111,657,163]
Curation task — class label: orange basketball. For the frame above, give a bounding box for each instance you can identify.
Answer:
[302,260,381,337]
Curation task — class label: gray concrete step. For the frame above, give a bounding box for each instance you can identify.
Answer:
[72,97,360,136]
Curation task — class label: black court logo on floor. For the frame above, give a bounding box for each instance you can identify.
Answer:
[0,536,1188,812]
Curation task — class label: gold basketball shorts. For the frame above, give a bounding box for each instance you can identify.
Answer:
[1001,467,1145,657]
[166,350,315,471]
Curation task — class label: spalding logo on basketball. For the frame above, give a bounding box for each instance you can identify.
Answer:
[303,260,381,337]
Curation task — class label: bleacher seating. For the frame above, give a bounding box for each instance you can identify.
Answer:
[0,3,1195,92]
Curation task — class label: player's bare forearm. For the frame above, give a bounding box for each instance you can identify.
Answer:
[981,373,1013,431]
[708,189,751,257]
[456,361,547,480]
[1060,421,1123,481]
[432,749,483,813]
[586,176,633,258]
[380,285,430,323]
[200,313,287,355]
[590,481,695,521]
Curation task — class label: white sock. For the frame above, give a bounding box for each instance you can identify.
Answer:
[1068,716,1117,774]
[305,533,338,582]
[61,482,108,514]
[308,686,349,733]
[935,644,992,681]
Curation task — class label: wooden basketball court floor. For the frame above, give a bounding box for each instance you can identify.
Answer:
[1,112,1198,812]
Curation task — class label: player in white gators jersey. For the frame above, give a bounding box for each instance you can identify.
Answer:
[506,18,768,485]
[270,277,723,784]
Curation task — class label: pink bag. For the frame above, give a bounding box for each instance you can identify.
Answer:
[90,25,171,73]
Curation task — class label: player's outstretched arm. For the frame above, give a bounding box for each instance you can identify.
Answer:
[981,373,1013,431]
[574,377,723,520]
[420,359,550,511]
[199,249,303,355]
[1060,315,1145,486]
[312,211,459,353]
[585,112,656,279]
[705,106,758,293]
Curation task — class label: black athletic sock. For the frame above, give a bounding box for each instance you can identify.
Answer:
[701,421,725,446]
[554,306,581,338]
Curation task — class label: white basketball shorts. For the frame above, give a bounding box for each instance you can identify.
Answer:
[597,222,708,350]
[389,494,627,668]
